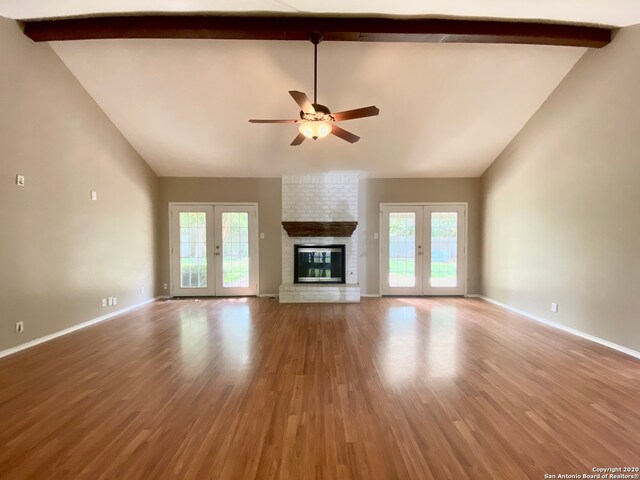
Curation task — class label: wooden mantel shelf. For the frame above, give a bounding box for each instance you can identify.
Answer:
[282,221,358,237]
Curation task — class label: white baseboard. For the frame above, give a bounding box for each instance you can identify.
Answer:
[160,294,279,299]
[465,294,482,298]
[479,296,640,360]
[360,293,381,298]
[0,297,161,360]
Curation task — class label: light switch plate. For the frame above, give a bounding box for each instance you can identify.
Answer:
[260,232,265,239]
[90,190,97,201]
[551,303,559,313]
[374,233,379,240]
[16,174,25,186]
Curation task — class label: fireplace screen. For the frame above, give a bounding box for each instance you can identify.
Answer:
[294,244,346,284]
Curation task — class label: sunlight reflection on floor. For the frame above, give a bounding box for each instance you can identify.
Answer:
[384,306,418,386]
[179,308,209,378]
[220,303,252,370]
[428,306,458,378]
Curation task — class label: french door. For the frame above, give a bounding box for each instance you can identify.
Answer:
[381,204,466,296]
[170,204,258,296]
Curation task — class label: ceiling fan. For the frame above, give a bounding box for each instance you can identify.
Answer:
[249,32,380,146]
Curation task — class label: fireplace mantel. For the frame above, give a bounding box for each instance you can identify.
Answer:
[282,221,358,237]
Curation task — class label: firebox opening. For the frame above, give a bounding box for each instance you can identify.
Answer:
[294,244,346,284]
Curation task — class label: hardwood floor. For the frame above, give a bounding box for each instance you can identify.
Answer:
[1,297,639,479]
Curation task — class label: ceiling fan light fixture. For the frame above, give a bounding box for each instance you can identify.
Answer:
[299,120,331,140]
[248,32,378,145]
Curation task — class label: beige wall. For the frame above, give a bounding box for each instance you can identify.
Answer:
[481,25,640,351]
[0,19,159,351]
[158,177,481,297]
[359,178,482,295]
[157,177,282,295]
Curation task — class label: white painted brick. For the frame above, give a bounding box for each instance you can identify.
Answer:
[281,174,359,302]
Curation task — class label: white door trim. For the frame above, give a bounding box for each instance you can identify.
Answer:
[214,204,259,296]
[380,205,424,295]
[380,202,469,206]
[170,205,216,296]
[422,204,466,296]
[379,202,468,297]
[168,202,260,297]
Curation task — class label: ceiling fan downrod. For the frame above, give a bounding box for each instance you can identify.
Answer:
[309,31,323,105]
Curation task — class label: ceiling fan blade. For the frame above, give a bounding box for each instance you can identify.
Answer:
[290,132,306,146]
[331,106,380,122]
[331,125,360,143]
[248,119,298,123]
[289,91,316,114]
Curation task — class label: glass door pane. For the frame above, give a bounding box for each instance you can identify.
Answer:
[170,205,215,296]
[423,205,466,296]
[214,205,258,296]
[179,212,208,288]
[430,212,458,287]
[388,212,417,287]
[221,212,250,288]
[381,206,423,296]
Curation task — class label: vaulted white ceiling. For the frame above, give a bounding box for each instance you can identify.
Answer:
[51,39,583,177]
[4,0,619,177]
[1,0,639,27]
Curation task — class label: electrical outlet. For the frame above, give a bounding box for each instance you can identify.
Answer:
[90,190,97,201]
[374,233,379,240]
[140,287,144,294]
[101,298,107,307]
[113,297,117,306]
[551,303,559,313]
[108,297,114,306]
[163,283,168,290]
[16,321,24,333]
[16,174,25,186]
[260,232,265,239]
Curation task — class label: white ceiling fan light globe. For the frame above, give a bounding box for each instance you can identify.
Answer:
[318,121,332,138]
[299,120,332,140]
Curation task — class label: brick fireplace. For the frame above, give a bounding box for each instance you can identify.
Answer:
[279,174,361,303]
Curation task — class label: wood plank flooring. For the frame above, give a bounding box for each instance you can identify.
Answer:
[0,297,639,479]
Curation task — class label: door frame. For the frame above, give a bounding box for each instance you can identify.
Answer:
[379,202,468,297]
[168,202,260,297]
[380,205,424,296]
[214,204,259,296]
[169,204,216,297]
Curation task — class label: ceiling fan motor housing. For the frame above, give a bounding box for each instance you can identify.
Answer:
[300,103,333,122]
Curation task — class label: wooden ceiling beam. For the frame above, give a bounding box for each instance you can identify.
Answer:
[21,15,612,48]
